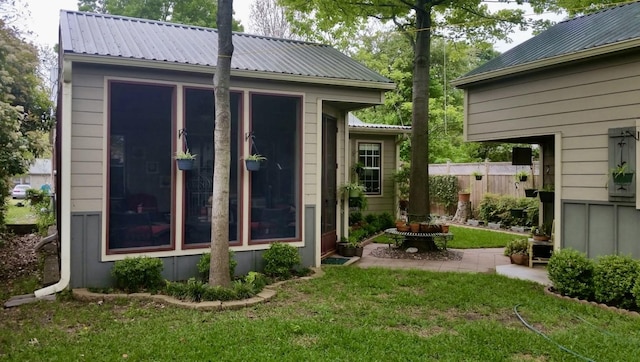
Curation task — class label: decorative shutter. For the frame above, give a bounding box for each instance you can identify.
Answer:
[608,127,636,202]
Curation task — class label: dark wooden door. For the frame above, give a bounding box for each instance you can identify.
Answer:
[321,114,337,255]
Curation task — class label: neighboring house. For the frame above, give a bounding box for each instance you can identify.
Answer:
[348,114,410,217]
[47,10,395,292]
[11,158,52,190]
[452,2,640,259]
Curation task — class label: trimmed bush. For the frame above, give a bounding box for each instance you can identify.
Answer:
[547,248,595,300]
[377,212,395,230]
[632,278,640,309]
[477,193,538,227]
[263,242,301,278]
[111,256,164,293]
[197,250,237,281]
[593,255,640,309]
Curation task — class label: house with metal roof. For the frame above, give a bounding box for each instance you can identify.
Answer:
[452,1,640,260]
[44,10,402,293]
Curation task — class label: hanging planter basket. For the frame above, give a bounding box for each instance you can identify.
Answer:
[474,175,483,181]
[538,191,554,203]
[525,189,537,198]
[176,159,195,171]
[612,172,634,185]
[245,159,261,171]
[519,175,528,182]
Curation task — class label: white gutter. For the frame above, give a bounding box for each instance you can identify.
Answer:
[35,59,72,298]
[63,53,397,91]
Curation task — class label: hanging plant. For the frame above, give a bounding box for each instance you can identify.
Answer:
[472,171,483,181]
[611,163,634,184]
[245,154,267,171]
[175,150,196,171]
[515,170,529,182]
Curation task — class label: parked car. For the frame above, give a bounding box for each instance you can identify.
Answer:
[11,184,31,199]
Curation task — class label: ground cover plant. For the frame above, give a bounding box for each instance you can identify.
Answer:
[374,225,517,249]
[1,267,639,361]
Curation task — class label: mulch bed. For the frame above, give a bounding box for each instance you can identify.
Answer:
[370,246,462,261]
[0,232,40,282]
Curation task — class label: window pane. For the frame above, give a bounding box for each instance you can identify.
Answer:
[250,94,300,241]
[358,143,381,195]
[108,83,174,250]
[183,89,240,245]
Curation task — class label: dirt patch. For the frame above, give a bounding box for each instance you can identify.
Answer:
[0,232,40,282]
[370,246,462,261]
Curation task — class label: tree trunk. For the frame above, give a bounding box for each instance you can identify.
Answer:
[408,0,431,224]
[209,0,234,287]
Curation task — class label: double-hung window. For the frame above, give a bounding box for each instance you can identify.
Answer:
[358,142,381,195]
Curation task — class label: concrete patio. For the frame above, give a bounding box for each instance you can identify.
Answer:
[354,243,551,285]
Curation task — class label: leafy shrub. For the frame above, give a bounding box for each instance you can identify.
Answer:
[477,193,538,227]
[547,248,595,300]
[364,213,377,224]
[632,278,640,309]
[349,211,363,226]
[263,242,301,278]
[377,212,395,230]
[26,189,55,235]
[164,276,266,302]
[430,175,458,210]
[111,256,164,293]
[503,238,528,256]
[593,255,640,309]
[197,250,237,281]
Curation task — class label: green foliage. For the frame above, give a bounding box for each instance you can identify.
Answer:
[77,0,244,30]
[197,250,237,281]
[111,256,164,293]
[164,275,266,302]
[377,212,395,230]
[263,243,301,278]
[430,175,458,210]
[503,238,528,256]
[27,189,54,235]
[0,17,54,228]
[633,277,640,309]
[593,255,640,309]
[477,194,538,227]
[348,211,363,226]
[548,248,595,300]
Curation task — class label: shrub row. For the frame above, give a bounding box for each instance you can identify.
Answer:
[348,211,395,244]
[477,193,538,227]
[110,243,303,301]
[548,249,640,310]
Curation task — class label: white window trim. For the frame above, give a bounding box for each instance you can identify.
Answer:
[356,141,383,197]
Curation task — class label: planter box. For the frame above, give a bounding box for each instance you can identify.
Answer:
[524,189,537,198]
[613,172,634,184]
[176,159,194,171]
[537,191,554,203]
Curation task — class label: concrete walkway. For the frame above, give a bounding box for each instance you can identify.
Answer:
[355,243,551,285]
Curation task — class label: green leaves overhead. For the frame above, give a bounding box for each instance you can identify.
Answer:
[77,0,244,30]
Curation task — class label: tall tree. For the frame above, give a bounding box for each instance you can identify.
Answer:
[77,0,244,30]
[249,0,297,39]
[0,6,53,227]
[209,0,233,287]
[279,0,543,229]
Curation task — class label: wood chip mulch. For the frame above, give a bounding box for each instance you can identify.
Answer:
[0,233,40,282]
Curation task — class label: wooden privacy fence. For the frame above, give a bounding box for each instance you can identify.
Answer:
[429,161,541,215]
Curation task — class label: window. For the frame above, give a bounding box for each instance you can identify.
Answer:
[249,93,301,241]
[108,82,174,250]
[183,88,240,245]
[358,143,381,195]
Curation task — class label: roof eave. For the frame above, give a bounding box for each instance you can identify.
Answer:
[63,53,396,90]
[349,126,412,135]
[452,38,640,88]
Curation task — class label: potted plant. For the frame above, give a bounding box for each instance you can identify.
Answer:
[504,238,529,265]
[341,182,366,198]
[336,236,348,256]
[175,150,197,171]
[515,170,529,182]
[532,225,550,242]
[524,188,537,198]
[611,163,634,184]
[472,171,483,181]
[537,184,554,203]
[458,188,471,203]
[393,165,410,210]
[245,154,267,171]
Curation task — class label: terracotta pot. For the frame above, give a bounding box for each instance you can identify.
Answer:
[458,192,470,202]
[397,225,411,232]
[533,235,550,242]
[419,223,429,233]
[409,222,420,233]
[441,225,449,233]
[511,254,528,266]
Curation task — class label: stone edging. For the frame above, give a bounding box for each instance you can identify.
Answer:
[72,268,324,311]
[543,286,640,318]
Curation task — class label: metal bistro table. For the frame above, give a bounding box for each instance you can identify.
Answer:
[383,228,454,250]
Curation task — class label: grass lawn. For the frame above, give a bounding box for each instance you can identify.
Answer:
[4,198,37,224]
[373,225,521,249]
[2,267,639,361]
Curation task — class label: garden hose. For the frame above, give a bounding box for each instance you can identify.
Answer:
[514,305,595,362]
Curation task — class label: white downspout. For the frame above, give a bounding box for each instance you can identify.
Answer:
[35,60,72,298]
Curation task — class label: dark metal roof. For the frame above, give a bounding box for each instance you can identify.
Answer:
[59,10,393,85]
[458,1,640,82]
